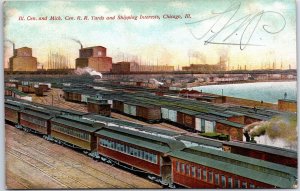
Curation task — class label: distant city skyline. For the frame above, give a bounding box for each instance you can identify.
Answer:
[3,0,296,70]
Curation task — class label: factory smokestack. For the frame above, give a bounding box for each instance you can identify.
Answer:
[6,39,15,56]
[70,38,83,49]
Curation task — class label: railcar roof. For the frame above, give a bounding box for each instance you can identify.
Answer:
[176,135,223,148]
[95,126,186,151]
[217,120,244,128]
[169,146,297,188]
[224,141,297,159]
[51,115,105,132]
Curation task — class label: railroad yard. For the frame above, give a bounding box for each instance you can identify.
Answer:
[32,88,188,133]
[4,76,297,189]
[6,124,161,189]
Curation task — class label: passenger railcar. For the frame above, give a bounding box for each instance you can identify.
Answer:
[169,146,297,188]
[50,115,105,157]
[95,125,185,186]
[223,141,298,168]
[19,106,59,134]
[5,101,23,124]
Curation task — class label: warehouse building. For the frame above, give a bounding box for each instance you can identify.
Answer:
[112,61,174,73]
[9,46,38,72]
[76,46,112,72]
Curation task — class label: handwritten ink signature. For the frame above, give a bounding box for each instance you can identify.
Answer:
[185,2,286,50]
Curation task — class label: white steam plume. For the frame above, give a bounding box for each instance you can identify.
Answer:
[75,67,102,78]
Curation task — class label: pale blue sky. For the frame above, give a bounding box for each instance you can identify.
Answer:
[3,0,296,69]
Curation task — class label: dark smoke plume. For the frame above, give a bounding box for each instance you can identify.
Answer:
[69,38,83,48]
[5,39,14,44]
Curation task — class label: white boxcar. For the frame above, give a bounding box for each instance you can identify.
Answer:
[168,109,177,122]
[81,94,90,103]
[205,120,215,133]
[129,105,136,116]
[108,100,113,108]
[124,103,130,114]
[161,108,169,119]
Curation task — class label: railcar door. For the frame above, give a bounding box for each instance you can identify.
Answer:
[161,156,172,185]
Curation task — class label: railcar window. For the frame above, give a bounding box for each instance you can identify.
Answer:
[99,138,157,164]
[191,166,196,177]
[221,175,226,188]
[149,154,153,161]
[228,177,233,188]
[176,161,180,172]
[181,163,185,173]
[208,171,213,183]
[215,174,219,185]
[21,114,47,127]
[203,170,207,181]
[234,179,240,188]
[242,181,247,188]
[249,183,255,189]
[52,124,90,141]
[186,165,190,176]
[145,152,149,160]
[197,169,201,179]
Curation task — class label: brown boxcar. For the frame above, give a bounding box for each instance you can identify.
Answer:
[177,110,201,130]
[35,87,44,97]
[215,120,244,141]
[38,84,49,92]
[136,103,161,122]
[112,100,124,112]
[87,101,111,117]
[21,86,35,93]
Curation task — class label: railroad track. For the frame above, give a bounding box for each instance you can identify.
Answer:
[6,125,159,189]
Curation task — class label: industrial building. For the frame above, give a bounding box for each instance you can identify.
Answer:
[9,46,38,72]
[112,61,174,73]
[75,46,112,72]
[182,57,227,72]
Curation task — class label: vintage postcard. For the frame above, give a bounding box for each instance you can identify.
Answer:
[3,0,297,189]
